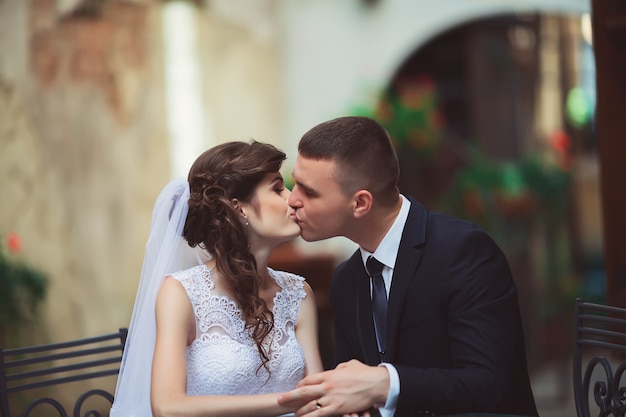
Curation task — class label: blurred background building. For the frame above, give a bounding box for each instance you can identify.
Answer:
[0,0,604,416]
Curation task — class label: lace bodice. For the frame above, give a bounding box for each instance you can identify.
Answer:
[171,264,307,396]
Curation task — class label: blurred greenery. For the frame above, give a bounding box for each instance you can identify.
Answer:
[358,75,445,159]
[437,146,571,231]
[0,234,48,346]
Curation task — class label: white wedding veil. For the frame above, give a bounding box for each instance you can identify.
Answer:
[111,178,210,417]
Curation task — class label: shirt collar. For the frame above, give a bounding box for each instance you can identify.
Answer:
[360,194,411,270]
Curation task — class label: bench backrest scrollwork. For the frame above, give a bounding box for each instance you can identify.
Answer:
[574,298,626,417]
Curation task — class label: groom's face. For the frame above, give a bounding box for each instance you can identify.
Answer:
[288,155,355,242]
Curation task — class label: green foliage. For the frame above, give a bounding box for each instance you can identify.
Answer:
[0,236,48,345]
[354,75,445,159]
[437,146,572,231]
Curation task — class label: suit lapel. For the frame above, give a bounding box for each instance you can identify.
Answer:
[385,198,428,362]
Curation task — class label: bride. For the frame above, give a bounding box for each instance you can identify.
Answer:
[110,141,323,417]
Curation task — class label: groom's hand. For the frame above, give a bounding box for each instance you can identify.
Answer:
[277,360,389,417]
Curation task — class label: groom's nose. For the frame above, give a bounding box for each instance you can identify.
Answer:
[287,185,303,209]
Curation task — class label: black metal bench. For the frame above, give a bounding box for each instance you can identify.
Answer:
[573,298,626,417]
[0,328,127,417]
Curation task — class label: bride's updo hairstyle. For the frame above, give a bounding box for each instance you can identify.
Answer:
[183,140,286,371]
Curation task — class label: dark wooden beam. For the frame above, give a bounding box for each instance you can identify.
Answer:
[591,0,626,307]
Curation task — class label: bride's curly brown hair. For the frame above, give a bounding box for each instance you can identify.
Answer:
[183,140,286,372]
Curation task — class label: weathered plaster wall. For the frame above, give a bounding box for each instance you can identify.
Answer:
[0,0,289,351]
[198,1,283,147]
[0,0,169,348]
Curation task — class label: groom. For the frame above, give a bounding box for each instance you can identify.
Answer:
[280,116,538,417]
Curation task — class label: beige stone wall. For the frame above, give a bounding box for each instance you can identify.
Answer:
[197,4,283,147]
[0,0,169,348]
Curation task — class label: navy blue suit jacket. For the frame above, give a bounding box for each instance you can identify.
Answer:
[330,197,538,417]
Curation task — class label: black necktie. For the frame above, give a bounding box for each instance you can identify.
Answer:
[366,256,387,360]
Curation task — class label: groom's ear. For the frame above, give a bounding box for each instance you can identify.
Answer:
[352,190,372,219]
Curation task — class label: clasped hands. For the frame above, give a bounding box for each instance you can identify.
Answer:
[277,359,389,417]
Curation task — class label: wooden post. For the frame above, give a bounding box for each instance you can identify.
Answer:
[591,0,626,307]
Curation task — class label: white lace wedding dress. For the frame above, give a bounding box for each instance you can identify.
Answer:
[171,263,307,397]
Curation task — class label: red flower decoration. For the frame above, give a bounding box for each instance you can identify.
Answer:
[550,130,571,154]
[6,232,22,253]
